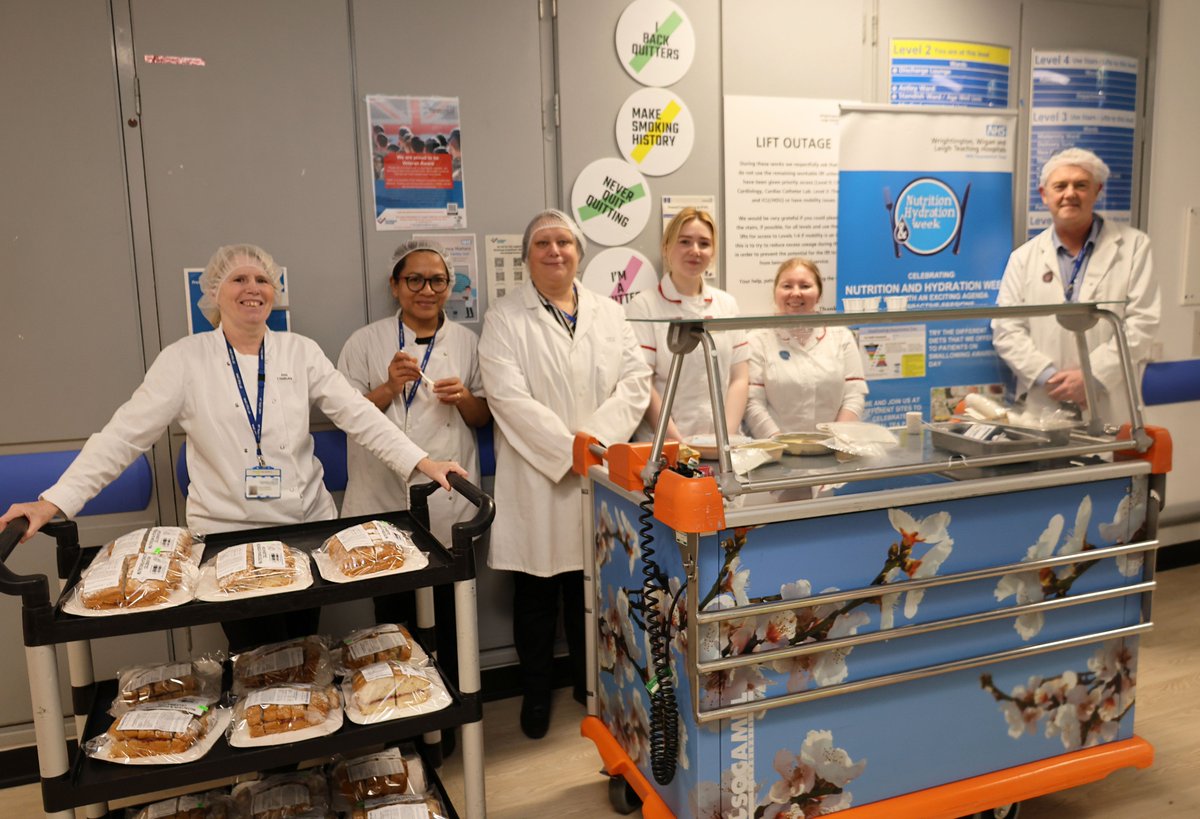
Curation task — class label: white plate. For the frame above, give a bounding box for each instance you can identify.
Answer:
[683,434,751,460]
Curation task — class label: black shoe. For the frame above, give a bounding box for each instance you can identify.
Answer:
[520,695,551,739]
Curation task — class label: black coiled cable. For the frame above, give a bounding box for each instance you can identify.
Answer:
[636,481,679,786]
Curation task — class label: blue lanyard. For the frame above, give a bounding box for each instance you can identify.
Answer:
[225,337,266,466]
[398,314,437,412]
[1064,243,1092,301]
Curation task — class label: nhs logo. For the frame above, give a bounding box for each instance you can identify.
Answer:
[985,123,1008,137]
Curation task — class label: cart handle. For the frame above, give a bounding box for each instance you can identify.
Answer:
[408,473,495,563]
[0,518,53,610]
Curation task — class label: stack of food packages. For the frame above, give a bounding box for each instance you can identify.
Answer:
[69,527,204,613]
[77,523,456,817]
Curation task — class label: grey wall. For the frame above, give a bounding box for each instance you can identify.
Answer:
[1,0,1179,742]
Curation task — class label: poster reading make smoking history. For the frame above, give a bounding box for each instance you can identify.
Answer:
[837,107,1015,426]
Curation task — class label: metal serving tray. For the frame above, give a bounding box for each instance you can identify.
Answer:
[930,422,1053,457]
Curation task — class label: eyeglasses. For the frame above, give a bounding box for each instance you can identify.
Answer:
[401,274,451,293]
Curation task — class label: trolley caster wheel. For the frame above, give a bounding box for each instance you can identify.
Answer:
[607,775,641,815]
[964,803,1021,819]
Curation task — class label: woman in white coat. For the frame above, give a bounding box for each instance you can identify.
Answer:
[478,210,651,739]
[0,244,466,646]
[625,208,749,442]
[744,258,868,437]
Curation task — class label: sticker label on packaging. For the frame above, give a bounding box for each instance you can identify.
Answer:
[146,527,187,555]
[367,805,427,819]
[349,750,406,782]
[252,541,287,568]
[83,560,123,593]
[252,784,309,813]
[359,661,396,682]
[216,546,249,578]
[126,662,191,690]
[146,799,180,819]
[246,687,312,707]
[116,709,193,735]
[348,630,407,660]
[110,529,148,559]
[246,646,304,676]
[131,553,171,582]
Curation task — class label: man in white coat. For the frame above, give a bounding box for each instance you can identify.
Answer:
[479,209,651,739]
[992,147,1160,424]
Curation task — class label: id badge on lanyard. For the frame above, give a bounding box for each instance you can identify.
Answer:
[226,337,284,500]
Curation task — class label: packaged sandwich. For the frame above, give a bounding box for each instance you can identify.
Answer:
[86,698,230,764]
[111,657,223,715]
[124,790,237,818]
[228,683,342,747]
[312,521,427,583]
[232,770,330,819]
[100,527,202,566]
[342,660,451,724]
[231,635,332,695]
[67,552,198,615]
[336,623,426,675]
[331,748,412,809]
[196,541,312,601]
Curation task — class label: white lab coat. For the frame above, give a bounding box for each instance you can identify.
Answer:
[337,312,483,545]
[624,277,749,440]
[478,282,651,576]
[42,329,428,535]
[991,221,1160,422]
[744,326,868,437]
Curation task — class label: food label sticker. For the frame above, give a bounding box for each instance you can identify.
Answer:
[216,546,249,579]
[246,646,304,676]
[126,662,191,690]
[115,709,193,735]
[83,560,123,592]
[359,661,397,682]
[348,630,407,660]
[252,541,288,569]
[246,687,312,707]
[131,553,171,582]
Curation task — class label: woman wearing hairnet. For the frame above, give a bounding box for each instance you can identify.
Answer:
[1,244,466,643]
[479,210,651,739]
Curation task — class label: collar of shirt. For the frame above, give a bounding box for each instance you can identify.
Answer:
[658,275,713,316]
[774,325,825,347]
[1052,214,1104,301]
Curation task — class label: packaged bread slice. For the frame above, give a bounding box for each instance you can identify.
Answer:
[338,623,415,672]
[350,660,435,715]
[322,520,412,577]
[232,635,332,692]
[104,699,216,760]
[114,658,222,712]
[213,541,302,593]
[332,748,410,803]
[101,527,199,564]
[79,552,186,610]
[237,683,340,738]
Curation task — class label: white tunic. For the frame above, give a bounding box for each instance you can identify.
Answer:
[42,330,427,535]
[991,221,1160,422]
[337,312,483,545]
[744,326,868,438]
[624,277,749,440]
[479,282,651,576]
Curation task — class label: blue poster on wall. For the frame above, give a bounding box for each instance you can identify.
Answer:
[889,39,1011,108]
[1028,51,1138,238]
[837,107,1016,425]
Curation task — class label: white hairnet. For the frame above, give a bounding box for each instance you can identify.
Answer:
[390,238,455,279]
[521,208,587,262]
[197,244,283,327]
[1039,147,1111,188]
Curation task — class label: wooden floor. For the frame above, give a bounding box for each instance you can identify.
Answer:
[4,563,1198,817]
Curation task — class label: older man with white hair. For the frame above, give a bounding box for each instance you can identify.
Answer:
[992,147,1160,423]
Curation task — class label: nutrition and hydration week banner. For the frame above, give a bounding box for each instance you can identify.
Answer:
[836,106,1017,426]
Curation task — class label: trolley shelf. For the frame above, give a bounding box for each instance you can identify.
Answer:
[44,676,481,813]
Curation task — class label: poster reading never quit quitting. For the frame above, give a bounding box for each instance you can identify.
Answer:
[836,107,1016,426]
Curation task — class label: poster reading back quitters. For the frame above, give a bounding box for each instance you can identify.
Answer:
[836,107,1015,426]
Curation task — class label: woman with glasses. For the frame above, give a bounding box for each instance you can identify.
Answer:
[338,239,490,533]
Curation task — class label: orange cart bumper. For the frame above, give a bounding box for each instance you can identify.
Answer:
[582,714,1151,819]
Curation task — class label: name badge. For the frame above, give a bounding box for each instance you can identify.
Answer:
[244,465,282,500]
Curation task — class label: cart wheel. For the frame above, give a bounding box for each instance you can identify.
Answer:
[607,775,642,815]
[965,803,1021,819]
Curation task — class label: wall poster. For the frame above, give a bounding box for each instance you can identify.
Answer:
[889,39,1011,108]
[837,106,1016,426]
[367,95,466,231]
[1028,51,1138,237]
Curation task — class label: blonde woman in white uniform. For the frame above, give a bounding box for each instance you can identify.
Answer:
[625,208,750,442]
[1,244,466,648]
[744,258,868,438]
[479,209,651,739]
